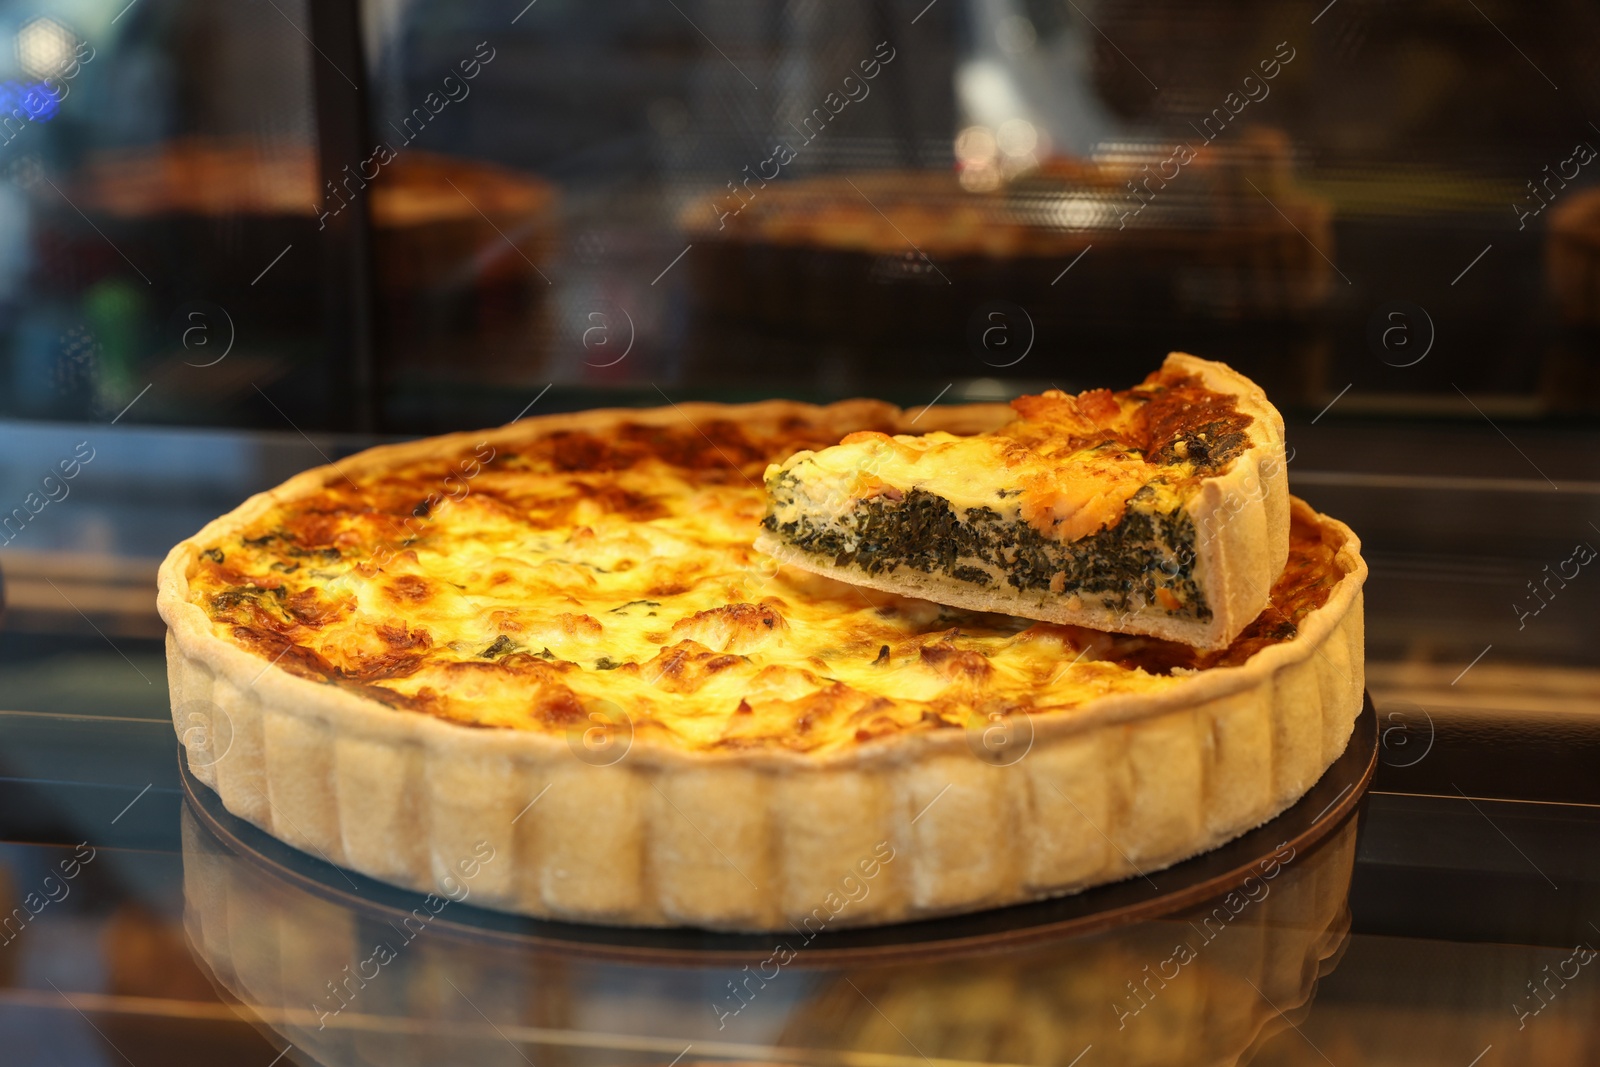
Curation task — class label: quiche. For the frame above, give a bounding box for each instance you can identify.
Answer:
[157,395,1365,933]
[759,354,1286,649]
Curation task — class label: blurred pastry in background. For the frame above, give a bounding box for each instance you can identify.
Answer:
[680,127,1331,402]
[37,138,557,395]
[1541,188,1600,412]
[682,126,1331,342]
[1547,187,1600,329]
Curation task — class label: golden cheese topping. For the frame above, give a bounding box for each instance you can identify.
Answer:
[768,371,1257,543]
[187,410,1335,755]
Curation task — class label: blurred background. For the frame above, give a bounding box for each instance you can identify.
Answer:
[3,0,1600,430]
[1,0,1599,1063]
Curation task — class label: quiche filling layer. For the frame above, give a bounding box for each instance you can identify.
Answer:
[762,370,1255,621]
[766,481,1206,620]
[187,416,1334,755]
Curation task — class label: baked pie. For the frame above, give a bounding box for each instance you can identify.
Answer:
[159,370,1365,932]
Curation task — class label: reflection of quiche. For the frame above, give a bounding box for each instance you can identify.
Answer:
[182,804,1357,1067]
[777,822,1357,1067]
[158,397,1365,932]
[759,353,1286,649]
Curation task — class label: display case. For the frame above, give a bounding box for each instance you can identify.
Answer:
[1,0,1598,1063]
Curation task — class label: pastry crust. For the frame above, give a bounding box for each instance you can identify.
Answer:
[1171,352,1291,645]
[757,353,1288,649]
[159,400,1362,933]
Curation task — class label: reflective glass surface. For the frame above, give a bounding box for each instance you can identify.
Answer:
[0,420,1597,1063]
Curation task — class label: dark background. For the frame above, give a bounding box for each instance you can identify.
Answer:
[2,0,1598,431]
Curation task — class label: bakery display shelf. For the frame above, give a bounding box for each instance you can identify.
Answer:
[177,694,1376,966]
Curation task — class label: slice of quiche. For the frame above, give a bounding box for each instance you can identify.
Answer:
[756,353,1288,649]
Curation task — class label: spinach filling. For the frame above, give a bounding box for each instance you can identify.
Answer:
[765,485,1209,620]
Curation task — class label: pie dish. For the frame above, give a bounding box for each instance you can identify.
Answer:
[158,395,1365,932]
[758,353,1287,649]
